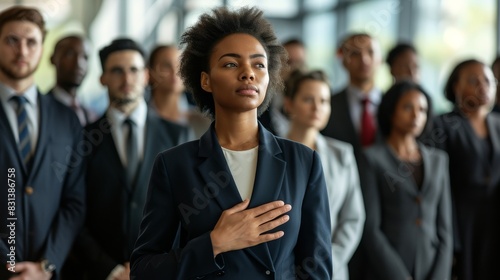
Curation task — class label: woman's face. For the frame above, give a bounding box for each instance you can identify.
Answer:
[454,62,496,110]
[201,33,269,116]
[285,79,331,131]
[391,89,428,137]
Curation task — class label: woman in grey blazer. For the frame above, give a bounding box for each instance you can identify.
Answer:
[284,70,365,280]
[362,81,453,280]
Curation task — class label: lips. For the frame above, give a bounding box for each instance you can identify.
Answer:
[237,84,258,95]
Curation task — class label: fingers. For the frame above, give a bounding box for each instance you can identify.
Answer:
[250,200,285,216]
[259,212,290,233]
[224,199,250,214]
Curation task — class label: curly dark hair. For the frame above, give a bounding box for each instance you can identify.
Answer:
[444,59,483,104]
[377,80,433,138]
[179,6,287,120]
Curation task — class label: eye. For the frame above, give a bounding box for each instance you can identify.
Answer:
[256,63,266,69]
[5,36,18,46]
[224,62,237,68]
[27,39,38,47]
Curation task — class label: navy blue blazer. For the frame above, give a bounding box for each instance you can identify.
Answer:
[0,92,86,278]
[131,122,332,280]
[69,111,191,279]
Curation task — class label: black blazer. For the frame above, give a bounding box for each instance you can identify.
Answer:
[428,110,500,280]
[74,111,191,278]
[0,92,86,279]
[362,143,453,280]
[131,122,332,280]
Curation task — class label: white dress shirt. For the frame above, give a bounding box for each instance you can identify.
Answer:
[346,85,382,133]
[0,83,39,153]
[106,99,147,166]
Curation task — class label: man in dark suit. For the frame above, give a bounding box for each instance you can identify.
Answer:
[0,6,86,280]
[68,39,191,280]
[321,33,382,280]
[47,35,97,126]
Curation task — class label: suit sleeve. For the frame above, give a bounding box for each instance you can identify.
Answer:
[331,149,365,271]
[362,155,411,279]
[294,151,333,279]
[131,154,224,280]
[428,154,453,279]
[42,123,86,275]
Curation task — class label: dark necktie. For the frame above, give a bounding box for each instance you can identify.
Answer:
[124,118,139,186]
[11,95,32,166]
[361,98,376,147]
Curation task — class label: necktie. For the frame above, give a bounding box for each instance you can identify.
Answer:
[124,118,139,186]
[361,98,376,147]
[11,95,32,166]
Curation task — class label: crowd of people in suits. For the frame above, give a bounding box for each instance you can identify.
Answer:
[0,4,499,280]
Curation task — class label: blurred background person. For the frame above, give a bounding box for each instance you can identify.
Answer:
[284,69,365,280]
[259,38,307,136]
[67,38,191,280]
[148,44,208,138]
[0,6,85,279]
[321,33,382,280]
[48,35,97,126]
[430,59,500,280]
[491,56,500,113]
[363,81,452,280]
[386,43,420,83]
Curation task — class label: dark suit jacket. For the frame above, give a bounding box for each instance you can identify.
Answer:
[73,111,191,279]
[46,89,94,126]
[426,110,500,280]
[130,122,332,280]
[0,92,86,279]
[321,87,379,280]
[362,143,453,280]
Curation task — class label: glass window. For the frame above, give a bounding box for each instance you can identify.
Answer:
[304,0,338,12]
[416,0,496,113]
[228,0,299,17]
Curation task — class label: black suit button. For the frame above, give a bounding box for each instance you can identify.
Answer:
[131,202,138,208]
[216,270,225,276]
[265,270,271,275]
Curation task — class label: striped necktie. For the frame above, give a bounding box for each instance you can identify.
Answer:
[11,95,32,166]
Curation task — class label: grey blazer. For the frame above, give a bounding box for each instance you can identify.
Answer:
[362,143,453,280]
[316,135,365,280]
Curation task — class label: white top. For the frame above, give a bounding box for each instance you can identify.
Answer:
[346,85,382,133]
[106,99,147,166]
[0,83,39,153]
[222,145,259,200]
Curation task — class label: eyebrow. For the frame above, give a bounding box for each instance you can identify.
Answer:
[218,53,267,61]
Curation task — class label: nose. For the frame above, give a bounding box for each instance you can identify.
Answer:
[17,41,29,57]
[239,64,255,81]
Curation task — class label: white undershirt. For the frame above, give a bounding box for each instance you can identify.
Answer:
[221,146,259,200]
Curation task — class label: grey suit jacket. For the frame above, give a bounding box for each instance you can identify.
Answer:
[316,135,365,280]
[362,143,453,280]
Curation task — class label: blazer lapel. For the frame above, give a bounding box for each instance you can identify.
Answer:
[0,98,24,174]
[486,114,500,187]
[197,123,243,211]
[28,92,49,182]
[246,123,285,272]
[418,143,432,194]
[382,144,419,196]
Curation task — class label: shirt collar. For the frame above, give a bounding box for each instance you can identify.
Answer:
[347,85,382,105]
[52,86,81,107]
[0,82,38,106]
[107,98,148,128]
